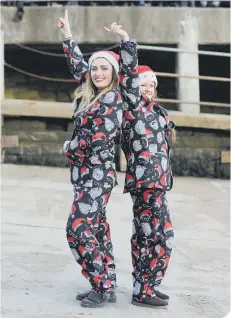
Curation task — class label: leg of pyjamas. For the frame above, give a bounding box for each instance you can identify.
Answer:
[66,186,115,292]
[96,192,116,289]
[130,189,174,301]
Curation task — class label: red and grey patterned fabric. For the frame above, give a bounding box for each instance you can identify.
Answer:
[66,186,116,291]
[119,41,175,194]
[63,39,123,190]
[63,39,123,292]
[119,41,175,300]
[131,189,174,300]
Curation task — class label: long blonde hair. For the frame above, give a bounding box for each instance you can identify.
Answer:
[74,69,119,113]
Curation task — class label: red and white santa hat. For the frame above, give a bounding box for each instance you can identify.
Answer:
[137,65,158,88]
[164,221,173,233]
[88,51,120,74]
[139,151,152,162]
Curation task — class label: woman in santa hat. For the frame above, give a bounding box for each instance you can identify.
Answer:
[105,22,175,308]
[57,11,123,308]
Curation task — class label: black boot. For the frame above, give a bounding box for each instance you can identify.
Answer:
[131,295,168,308]
[155,289,170,300]
[80,290,114,308]
[76,290,116,303]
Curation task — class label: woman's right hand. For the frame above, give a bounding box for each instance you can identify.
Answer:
[104,22,129,42]
[57,9,72,38]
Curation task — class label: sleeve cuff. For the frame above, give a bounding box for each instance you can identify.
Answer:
[63,37,72,44]
[121,40,136,46]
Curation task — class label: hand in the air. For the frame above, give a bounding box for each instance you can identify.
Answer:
[104,22,129,42]
[57,9,72,38]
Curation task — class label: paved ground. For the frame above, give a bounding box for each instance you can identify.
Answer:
[1,164,230,318]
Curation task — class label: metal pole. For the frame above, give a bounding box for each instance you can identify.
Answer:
[137,44,231,58]
[0,28,5,163]
[177,19,200,113]
[0,28,4,101]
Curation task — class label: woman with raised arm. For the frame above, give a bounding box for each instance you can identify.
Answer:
[105,23,175,309]
[58,11,123,308]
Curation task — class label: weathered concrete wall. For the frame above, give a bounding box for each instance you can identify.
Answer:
[2,7,230,44]
[2,119,72,168]
[4,74,230,115]
[2,99,230,128]
[170,130,230,179]
[2,116,230,179]
[5,74,75,103]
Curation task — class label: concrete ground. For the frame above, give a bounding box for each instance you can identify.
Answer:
[1,164,230,318]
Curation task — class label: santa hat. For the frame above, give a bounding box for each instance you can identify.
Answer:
[139,151,152,162]
[88,51,120,74]
[145,128,153,137]
[137,65,158,88]
[107,170,115,181]
[81,166,89,178]
[164,221,173,233]
[126,174,134,186]
[141,209,152,217]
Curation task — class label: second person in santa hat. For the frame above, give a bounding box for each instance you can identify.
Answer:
[105,22,175,309]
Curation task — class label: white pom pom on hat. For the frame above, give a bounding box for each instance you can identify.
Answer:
[88,51,120,74]
[137,65,158,88]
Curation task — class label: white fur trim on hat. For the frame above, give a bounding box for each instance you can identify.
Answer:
[88,52,119,74]
[139,71,158,88]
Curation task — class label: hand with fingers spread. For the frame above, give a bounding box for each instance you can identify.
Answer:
[57,9,72,39]
[104,22,129,42]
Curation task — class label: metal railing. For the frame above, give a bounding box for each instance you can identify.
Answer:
[2,39,231,112]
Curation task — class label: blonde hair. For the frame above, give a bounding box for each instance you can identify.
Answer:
[170,128,176,144]
[74,69,119,113]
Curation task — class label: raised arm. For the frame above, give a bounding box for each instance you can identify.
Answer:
[119,41,140,108]
[58,9,89,85]
[63,39,89,85]
[104,23,141,109]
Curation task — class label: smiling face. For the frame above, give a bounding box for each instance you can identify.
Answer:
[140,81,156,100]
[90,58,113,90]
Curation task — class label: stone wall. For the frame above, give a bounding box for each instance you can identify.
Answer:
[2,7,230,44]
[2,116,230,179]
[2,117,71,167]
[169,128,230,179]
